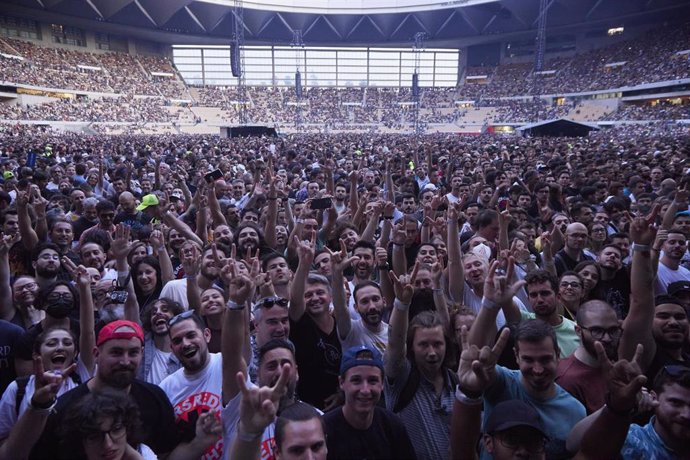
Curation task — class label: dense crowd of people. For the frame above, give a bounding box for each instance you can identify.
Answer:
[0,118,686,459]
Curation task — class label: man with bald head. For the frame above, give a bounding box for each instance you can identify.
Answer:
[115,191,148,234]
[553,222,593,276]
[555,300,624,413]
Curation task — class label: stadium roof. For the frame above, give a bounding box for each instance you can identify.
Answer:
[2,0,689,47]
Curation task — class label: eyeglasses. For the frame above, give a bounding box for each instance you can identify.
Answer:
[579,326,623,340]
[16,282,38,292]
[46,292,74,303]
[253,296,289,311]
[559,281,582,289]
[168,310,196,327]
[84,423,127,444]
[495,431,546,454]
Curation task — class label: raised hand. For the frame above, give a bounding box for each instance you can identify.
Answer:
[483,259,525,306]
[389,262,418,304]
[149,229,166,253]
[628,204,659,245]
[375,246,388,267]
[235,364,290,435]
[597,342,648,414]
[391,221,406,246]
[110,224,136,261]
[181,244,201,278]
[430,259,444,288]
[330,240,359,274]
[194,410,223,446]
[0,232,19,256]
[457,327,509,395]
[31,355,77,406]
[223,262,255,305]
[294,234,315,265]
[653,229,669,251]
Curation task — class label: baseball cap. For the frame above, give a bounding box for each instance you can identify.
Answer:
[485,400,547,437]
[97,320,144,346]
[2,171,14,180]
[340,345,384,376]
[675,210,690,218]
[136,194,159,211]
[668,280,690,297]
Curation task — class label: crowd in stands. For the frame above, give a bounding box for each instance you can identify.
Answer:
[602,101,690,121]
[0,121,687,459]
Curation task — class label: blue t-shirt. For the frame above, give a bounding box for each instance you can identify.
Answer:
[621,417,680,460]
[480,366,586,460]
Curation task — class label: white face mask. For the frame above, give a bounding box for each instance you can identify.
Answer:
[472,243,492,262]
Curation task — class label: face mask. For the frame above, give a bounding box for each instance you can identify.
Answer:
[472,243,492,262]
[46,299,73,319]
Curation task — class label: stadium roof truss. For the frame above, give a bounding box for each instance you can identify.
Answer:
[2,0,689,46]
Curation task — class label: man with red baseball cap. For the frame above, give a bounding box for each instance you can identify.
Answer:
[29,319,221,460]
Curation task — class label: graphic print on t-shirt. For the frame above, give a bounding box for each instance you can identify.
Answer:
[173,391,223,460]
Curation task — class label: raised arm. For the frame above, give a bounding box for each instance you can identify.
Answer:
[150,229,174,284]
[660,186,687,230]
[450,397,482,460]
[69,262,96,376]
[391,221,408,276]
[0,234,18,320]
[467,260,525,348]
[221,261,254,405]
[15,191,39,249]
[263,177,279,250]
[160,210,204,248]
[207,184,228,228]
[498,210,511,252]
[619,208,659,370]
[458,326,510,397]
[110,224,140,323]
[447,202,465,302]
[182,247,202,314]
[360,201,383,244]
[431,260,450,332]
[288,235,315,322]
[568,344,647,458]
[385,266,417,380]
[331,242,358,341]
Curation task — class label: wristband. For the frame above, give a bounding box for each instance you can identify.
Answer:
[237,425,262,442]
[393,299,410,312]
[455,386,483,405]
[632,243,651,253]
[392,242,404,247]
[29,397,57,412]
[604,393,636,418]
[226,300,245,311]
[481,297,499,310]
[377,263,390,271]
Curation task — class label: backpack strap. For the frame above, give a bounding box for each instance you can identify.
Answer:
[14,376,31,417]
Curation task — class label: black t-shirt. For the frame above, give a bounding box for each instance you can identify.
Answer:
[593,268,631,319]
[323,406,417,460]
[72,217,97,240]
[30,379,179,459]
[290,314,342,409]
[0,320,32,395]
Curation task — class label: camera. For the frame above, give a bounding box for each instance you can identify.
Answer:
[109,290,128,304]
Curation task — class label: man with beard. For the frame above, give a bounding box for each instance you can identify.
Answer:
[212,224,233,249]
[113,191,147,235]
[346,241,378,318]
[384,268,455,459]
[554,223,593,277]
[504,270,580,358]
[31,243,61,289]
[167,227,188,279]
[461,320,586,460]
[654,228,690,295]
[159,310,227,459]
[30,320,179,458]
[160,242,221,310]
[72,197,98,240]
[233,222,266,259]
[323,345,416,459]
[556,300,624,413]
[332,243,389,354]
[620,212,690,384]
[78,200,116,246]
[79,236,117,281]
[138,298,184,385]
[222,262,302,460]
[593,244,630,318]
[289,238,342,410]
[263,253,292,300]
[572,355,690,459]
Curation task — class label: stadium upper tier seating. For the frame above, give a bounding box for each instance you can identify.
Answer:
[0,22,688,128]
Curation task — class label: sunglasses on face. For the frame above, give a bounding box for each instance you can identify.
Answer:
[168,310,196,327]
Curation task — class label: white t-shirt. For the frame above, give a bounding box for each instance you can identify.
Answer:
[148,347,173,386]
[655,260,690,295]
[159,353,224,459]
[159,278,189,310]
[340,319,389,356]
[0,358,91,440]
